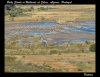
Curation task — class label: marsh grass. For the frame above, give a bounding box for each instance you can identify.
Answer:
[5,36,95,55]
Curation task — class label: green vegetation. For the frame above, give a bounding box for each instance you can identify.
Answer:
[5,5,28,21]
[5,35,95,55]
[38,7,49,11]
[90,44,95,52]
[5,56,16,65]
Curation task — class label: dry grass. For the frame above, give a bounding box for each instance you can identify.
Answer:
[5,52,95,72]
[5,5,95,23]
[16,5,95,10]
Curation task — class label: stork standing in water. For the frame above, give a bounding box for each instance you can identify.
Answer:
[40,34,48,46]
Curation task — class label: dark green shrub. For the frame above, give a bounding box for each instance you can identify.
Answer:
[49,50,58,55]
[77,68,83,71]
[89,44,95,52]
[5,56,16,65]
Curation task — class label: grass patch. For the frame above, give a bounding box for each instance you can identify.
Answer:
[5,37,95,55]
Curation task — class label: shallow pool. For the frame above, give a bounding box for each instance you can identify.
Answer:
[28,31,52,35]
[65,20,95,32]
[54,38,95,44]
[19,21,57,26]
[5,20,95,44]
[63,25,95,34]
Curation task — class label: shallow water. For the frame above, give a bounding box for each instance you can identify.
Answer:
[17,20,95,34]
[5,20,95,44]
[63,25,95,34]
[54,38,95,44]
[29,31,52,35]
[25,20,95,35]
[63,20,95,34]
[84,20,95,25]
[18,21,57,26]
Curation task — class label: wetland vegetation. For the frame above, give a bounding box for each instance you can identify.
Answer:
[5,5,95,72]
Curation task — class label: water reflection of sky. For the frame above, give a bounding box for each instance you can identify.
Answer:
[19,21,57,26]
[63,25,95,34]
[54,38,95,44]
[63,20,95,34]
[29,32,52,35]
[5,20,95,44]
